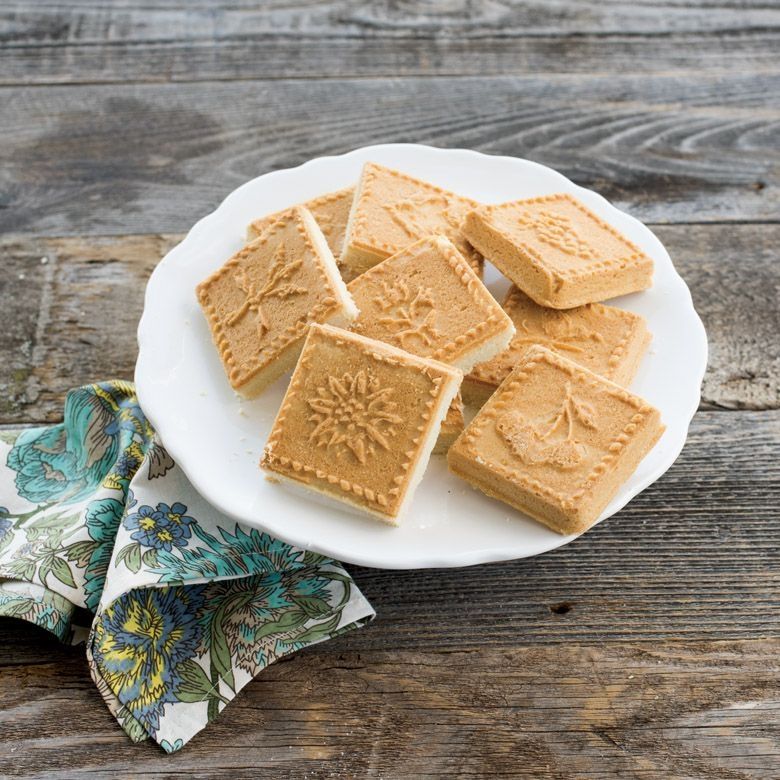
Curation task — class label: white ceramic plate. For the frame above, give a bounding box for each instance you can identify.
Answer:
[136,144,707,569]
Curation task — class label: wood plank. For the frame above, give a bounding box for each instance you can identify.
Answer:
[1,225,777,423]
[0,77,777,234]
[6,34,778,87]
[1,634,779,777]
[2,12,779,84]
[3,0,780,43]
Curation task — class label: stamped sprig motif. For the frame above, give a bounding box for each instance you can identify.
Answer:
[307,371,404,464]
[226,243,307,337]
[497,382,598,469]
[517,210,596,260]
[373,278,441,350]
[512,311,605,356]
[387,194,461,240]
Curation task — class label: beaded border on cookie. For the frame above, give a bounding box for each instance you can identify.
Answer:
[197,210,341,388]
[351,236,506,365]
[262,326,449,516]
[247,187,354,240]
[468,288,641,387]
[460,347,652,511]
[477,193,651,279]
[350,163,483,265]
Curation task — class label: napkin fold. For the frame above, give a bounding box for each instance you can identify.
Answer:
[0,381,374,752]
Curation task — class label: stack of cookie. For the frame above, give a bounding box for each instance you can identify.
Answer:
[197,162,664,537]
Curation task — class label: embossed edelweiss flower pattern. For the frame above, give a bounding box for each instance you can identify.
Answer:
[496,382,598,469]
[373,278,441,350]
[517,210,597,260]
[307,371,404,465]
[387,193,461,240]
[226,242,307,337]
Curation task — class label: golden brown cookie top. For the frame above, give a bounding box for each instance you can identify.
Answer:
[246,186,354,259]
[344,162,483,272]
[197,206,349,390]
[469,193,652,281]
[456,345,659,511]
[469,286,647,388]
[261,323,462,520]
[348,235,514,371]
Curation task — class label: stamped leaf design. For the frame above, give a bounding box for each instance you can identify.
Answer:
[227,242,307,337]
[373,278,441,350]
[496,383,597,469]
[509,310,604,357]
[307,370,404,464]
[517,210,596,260]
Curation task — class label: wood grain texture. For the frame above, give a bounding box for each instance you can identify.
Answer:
[2,5,779,84]
[1,224,777,424]
[2,630,780,778]
[4,0,780,41]
[6,33,778,86]
[0,76,777,235]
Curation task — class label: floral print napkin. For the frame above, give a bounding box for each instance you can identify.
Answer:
[0,381,374,752]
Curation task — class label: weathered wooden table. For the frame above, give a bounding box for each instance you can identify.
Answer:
[1,2,779,777]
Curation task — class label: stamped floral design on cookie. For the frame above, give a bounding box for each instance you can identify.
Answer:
[463,193,654,308]
[226,243,307,338]
[517,210,596,260]
[373,278,440,350]
[307,371,404,465]
[496,382,597,469]
[348,236,514,372]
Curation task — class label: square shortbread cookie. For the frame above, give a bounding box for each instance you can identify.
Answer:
[463,193,654,308]
[448,345,664,535]
[348,236,515,373]
[261,324,463,524]
[341,162,483,275]
[197,206,357,398]
[246,187,355,263]
[463,286,651,406]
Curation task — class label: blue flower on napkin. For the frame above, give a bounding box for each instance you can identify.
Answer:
[92,585,205,733]
[124,502,194,551]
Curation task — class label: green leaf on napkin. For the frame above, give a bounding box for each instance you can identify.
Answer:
[254,609,307,640]
[175,659,221,703]
[291,595,331,619]
[50,557,77,589]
